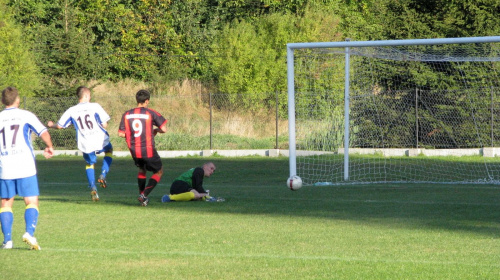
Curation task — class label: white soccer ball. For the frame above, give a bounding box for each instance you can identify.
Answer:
[287,175,303,191]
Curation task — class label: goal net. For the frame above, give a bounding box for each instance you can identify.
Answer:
[287,37,500,185]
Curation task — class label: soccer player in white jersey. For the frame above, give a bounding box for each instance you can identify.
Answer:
[0,87,54,250]
[47,86,113,201]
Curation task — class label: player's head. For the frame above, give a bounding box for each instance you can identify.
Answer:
[76,86,91,100]
[136,89,151,104]
[1,86,20,107]
[203,162,216,177]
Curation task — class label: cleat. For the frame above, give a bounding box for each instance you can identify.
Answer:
[161,194,171,203]
[90,187,99,202]
[97,175,108,188]
[22,233,41,250]
[138,194,149,206]
[1,240,13,249]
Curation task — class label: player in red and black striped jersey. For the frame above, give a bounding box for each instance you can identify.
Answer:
[118,89,167,206]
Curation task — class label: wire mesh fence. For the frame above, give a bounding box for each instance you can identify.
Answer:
[12,87,500,152]
[21,93,289,151]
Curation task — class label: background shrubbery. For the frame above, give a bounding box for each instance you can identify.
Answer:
[1,0,498,99]
[1,0,499,151]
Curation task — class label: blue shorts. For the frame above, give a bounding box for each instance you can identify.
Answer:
[0,175,39,199]
[83,143,113,165]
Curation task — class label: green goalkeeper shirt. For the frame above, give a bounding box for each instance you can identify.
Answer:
[174,167,206,193]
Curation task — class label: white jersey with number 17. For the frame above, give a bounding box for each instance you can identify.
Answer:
[57,102,111,153]
[0,108,48,179]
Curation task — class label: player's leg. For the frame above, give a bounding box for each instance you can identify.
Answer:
[24,197,39,236]
[0,198,14,249]
[83,153,99,201]
[137,166,149,207]
[98,143,113,188]
[135,157,147,193]
[22,196,40,250]
[138,152,163,206]
[83,152,97,187]
[142,154,163,197]
[137,168,147,193]
[0,179,16,248]
[139,166,162,206]
[136,157,149,206]
[169,191,197,201]
[19,176,41,250]
[143,167,163,198]
[163,181,195,202]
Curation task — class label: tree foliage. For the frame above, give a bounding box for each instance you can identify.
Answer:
[208,7,341,111]
[1,0,499,99]
[0,0,41,96]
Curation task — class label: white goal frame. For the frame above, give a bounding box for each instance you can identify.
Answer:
[287,36,500,184]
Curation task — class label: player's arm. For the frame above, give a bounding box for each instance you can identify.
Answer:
[47,110,70,129]
[154,123,167,135]
[46,120,63,129]
[118,114,127,138]
[40,131,54,159]
[117,123,126,138]
[153,113,168,136]
[192,168,207,194]
[101,121,108,129]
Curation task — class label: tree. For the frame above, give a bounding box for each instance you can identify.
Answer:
[208,7,341,112]
[0,0,41,96]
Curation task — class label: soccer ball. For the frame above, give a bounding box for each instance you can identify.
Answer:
[287,175,302,191]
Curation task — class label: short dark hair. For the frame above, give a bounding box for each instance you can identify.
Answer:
[1,87,19,106]
[76,86,90,99]
[136,89,151,104]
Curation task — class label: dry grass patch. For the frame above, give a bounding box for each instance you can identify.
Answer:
[88,79,288,140]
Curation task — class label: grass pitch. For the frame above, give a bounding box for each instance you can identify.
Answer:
[1,156,499,279]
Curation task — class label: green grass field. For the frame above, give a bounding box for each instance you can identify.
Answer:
[2,156,499,279]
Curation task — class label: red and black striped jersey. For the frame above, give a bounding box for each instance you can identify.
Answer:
[118,107,167,158]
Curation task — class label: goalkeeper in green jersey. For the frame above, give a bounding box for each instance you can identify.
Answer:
[161,162,222,202]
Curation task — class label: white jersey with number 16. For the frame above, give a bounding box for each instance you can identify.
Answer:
[57,102,110,153]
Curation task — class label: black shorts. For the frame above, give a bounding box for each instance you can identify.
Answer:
[170,180,192,194]
[133,151,163,173]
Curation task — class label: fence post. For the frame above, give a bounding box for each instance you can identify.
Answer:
[209,92,213,150]
[415,88,419,148]
[275,91,279,149]
[491,86,494,147]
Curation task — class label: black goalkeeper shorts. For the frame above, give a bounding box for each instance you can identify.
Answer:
[170,180,192,194]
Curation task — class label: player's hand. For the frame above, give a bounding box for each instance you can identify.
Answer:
[43,147,54,159]
[47,121,54,128]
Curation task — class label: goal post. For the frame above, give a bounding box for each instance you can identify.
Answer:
[287,36,500,185]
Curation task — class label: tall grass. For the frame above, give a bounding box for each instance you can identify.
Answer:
[2,156,499,279]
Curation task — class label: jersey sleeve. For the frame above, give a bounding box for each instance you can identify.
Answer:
[27,111,48,136]
[151,109,167,128]
[95,103,111,124]
[57,107,74,128]
[118,112,127,134]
